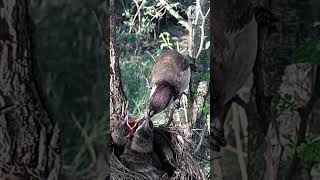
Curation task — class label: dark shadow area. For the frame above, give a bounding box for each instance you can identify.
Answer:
[30,1,107,179]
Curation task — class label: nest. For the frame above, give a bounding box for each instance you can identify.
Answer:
[110,125,209,180]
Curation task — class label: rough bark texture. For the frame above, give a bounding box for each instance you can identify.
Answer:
[211,0,319,179]
[109,0,126,120]
[188,0,210,128]
[108,0,125,179]
[0,0,61,179]
[248,0,317,180]
[105,0,110,179]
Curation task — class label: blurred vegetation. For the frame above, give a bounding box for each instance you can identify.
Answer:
[116,0,210,178]
[116,0,196,124]
[288,35,320,163]
[30,1,106,179]
[294,38,320,65]
[288,135,320,162]
[30,0,210,178]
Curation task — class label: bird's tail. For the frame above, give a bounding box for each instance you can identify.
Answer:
[148,81,176,118]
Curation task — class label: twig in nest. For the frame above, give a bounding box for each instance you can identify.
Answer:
[110,153,148,179]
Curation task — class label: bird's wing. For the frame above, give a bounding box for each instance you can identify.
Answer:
[212,0,258,103]
[151,51,190,94]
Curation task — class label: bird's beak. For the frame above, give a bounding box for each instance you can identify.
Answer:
[142,116,152,129]
[144,111,150,119]
[126,130,133,138]
[126,119,140,139]
[145,110,155,119]
[124,113,130,127]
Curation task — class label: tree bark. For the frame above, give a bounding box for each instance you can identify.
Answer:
[108,0,128,179]
[0,0,61,179]
[248,0,316,180]
[109,0,126,117]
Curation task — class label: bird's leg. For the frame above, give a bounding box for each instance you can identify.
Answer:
[172,99,181,109]
[165,108,175,127]
[166,92,187,127]
[172,92,187,109]
[210,98,231,152]
[166,102,179,127]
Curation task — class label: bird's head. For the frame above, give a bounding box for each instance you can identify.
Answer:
[111,117,130,146]
[130,115,154,153]
[111,113,140,146]
[148,81,176,117]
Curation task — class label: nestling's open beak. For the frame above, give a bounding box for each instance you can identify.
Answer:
[126,119,140,138]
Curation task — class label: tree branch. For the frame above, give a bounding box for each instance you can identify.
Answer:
[159,0,191,31]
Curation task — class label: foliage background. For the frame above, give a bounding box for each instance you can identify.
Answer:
[30,0,107,179]
[28,0,320,179]
[113,0,211,179]
[116,0,210,126]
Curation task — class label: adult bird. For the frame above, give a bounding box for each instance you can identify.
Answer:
[211,0,277,151]
[147,50,192,126]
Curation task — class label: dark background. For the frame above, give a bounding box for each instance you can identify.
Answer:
[30,0,107,179]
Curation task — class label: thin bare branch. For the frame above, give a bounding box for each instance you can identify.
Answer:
[195,1,210,59]
[129,0,146,33]
[159,0,191,31]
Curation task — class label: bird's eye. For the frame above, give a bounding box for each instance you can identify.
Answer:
[123,127,129,135]
[122,131,127,136]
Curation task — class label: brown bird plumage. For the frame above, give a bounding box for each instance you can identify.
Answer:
[148,50,191,118]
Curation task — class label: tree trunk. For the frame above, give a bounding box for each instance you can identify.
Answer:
[0,0,61,179]
[108,0,128,179]
[248,0,317,180]
[109,0,126,117]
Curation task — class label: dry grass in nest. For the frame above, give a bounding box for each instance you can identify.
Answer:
[110,125,208,180]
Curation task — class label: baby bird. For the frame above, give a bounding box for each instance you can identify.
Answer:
[111,115,130,147]
[111,113,139,147]
[130,115,154,153]
[120,116,168,179]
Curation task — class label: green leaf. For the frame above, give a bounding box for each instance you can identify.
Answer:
[202,72,210,81]
[205,41,210,50]
[195,90,201,96]
[202,105,210,113]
